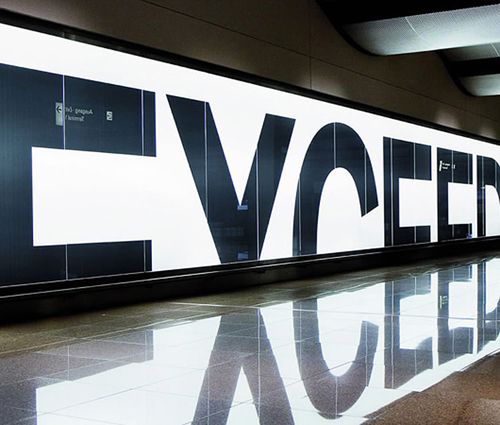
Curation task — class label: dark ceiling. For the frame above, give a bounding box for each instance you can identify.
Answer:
[317,1,500,96]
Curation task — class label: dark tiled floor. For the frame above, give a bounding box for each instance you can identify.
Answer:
[367,353,500,424]
[0,252,499,424]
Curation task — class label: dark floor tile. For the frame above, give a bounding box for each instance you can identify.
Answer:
[0,333,74,356]
[0,352,97,386]
[0,406,36,425]
[457,398,500,425]
[9,418,37,425]
[0,377,63,411]
[368,390,469,425]
[426,372,500,401]
[85,329,154,346]
[465,354,500,379]
[45,359,131,381]
[38,339,152,361]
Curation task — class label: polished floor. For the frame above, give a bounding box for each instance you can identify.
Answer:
[0,252,499,424]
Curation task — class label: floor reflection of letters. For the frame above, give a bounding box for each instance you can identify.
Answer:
[384,262,500,389]
[293,299,379,418]
[437,266,475,364]
[385,273,435,388]
[191,310,294,424]
[192,259,500,424]
[22,259,500,424]
[478,260,500,350]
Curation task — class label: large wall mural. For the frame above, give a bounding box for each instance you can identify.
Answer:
[0,23,499,286]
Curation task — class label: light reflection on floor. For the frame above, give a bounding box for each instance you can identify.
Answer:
[0,254,499,424]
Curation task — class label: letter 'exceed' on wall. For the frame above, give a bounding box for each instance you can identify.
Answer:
[0,22,498,287]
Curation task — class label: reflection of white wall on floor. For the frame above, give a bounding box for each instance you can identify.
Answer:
[485,185,500,236]
[485,259,500,315]
[399,277,438,350]
[35,317,225,423]
[319,283,385,373]
[448,265,479,353]
[317,168,382,254]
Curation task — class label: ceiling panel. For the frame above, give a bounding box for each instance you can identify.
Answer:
[343,5,500,55]
[317,1,500,96]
